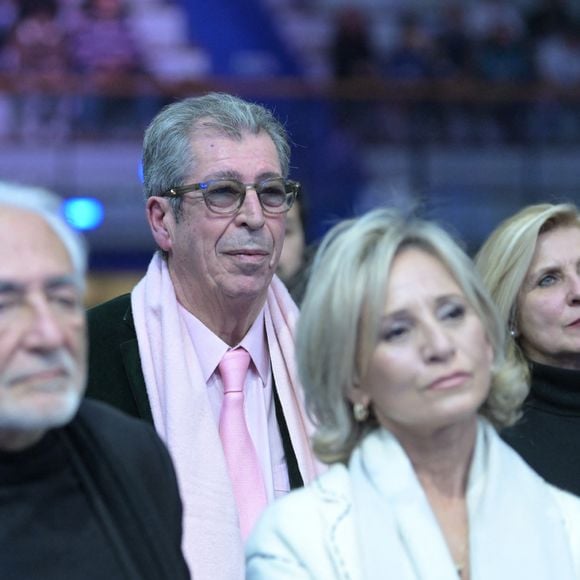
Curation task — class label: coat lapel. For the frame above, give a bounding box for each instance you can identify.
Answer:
[316,468,361,580]
[120,304,154,423]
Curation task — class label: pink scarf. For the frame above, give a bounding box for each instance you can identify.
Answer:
[131,253,321,579]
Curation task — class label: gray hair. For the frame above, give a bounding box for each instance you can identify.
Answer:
[297,208,527,465]
[475,202,580,381]
[142,92,291,219]
[0,182,87,282]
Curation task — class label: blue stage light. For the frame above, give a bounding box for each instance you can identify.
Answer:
[63,197,104,231]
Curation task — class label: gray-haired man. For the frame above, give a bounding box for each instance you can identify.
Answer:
[0,182,189,580]
[86,93,321,578]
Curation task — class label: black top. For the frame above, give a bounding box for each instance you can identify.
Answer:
[0,431,121,579]
[502,362,580,496]
[0,400,190,580]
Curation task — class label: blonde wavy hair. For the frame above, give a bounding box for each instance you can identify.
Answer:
[297,208,527,465]
[475,202,580,381]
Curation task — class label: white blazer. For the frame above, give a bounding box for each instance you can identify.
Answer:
[246,424,580,579]
[246,463,358,579]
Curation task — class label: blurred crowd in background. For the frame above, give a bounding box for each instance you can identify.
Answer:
[0,0,580,144]
[330,0,580,86]
[0,0,207,140]
[328,0,580,144]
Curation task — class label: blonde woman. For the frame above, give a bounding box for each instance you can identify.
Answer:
[476,202,580,496]
[246,208,580,580]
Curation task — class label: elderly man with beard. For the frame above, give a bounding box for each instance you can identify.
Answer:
[0,183,190,580]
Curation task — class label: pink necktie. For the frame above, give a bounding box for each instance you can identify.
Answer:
[218,348,267,540]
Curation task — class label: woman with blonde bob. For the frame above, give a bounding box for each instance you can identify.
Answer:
[476,202,580,495]
[246,208,580,580]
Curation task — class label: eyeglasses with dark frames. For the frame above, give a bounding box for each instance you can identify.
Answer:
[161,177,300,216]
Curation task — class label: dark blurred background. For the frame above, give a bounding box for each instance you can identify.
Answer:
[1,0,580,303]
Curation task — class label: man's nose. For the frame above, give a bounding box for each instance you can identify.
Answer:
[236,188,266,230]
[22,300,67,351]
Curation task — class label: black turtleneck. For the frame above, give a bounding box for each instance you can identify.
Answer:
[502,362,580,496]
[0,400,191,580]
[0,430,121,579]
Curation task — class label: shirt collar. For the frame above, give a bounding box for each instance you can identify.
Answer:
[178,304,269,384]
[239,309,269,384]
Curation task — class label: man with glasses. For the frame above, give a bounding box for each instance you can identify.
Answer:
[0,183,189,580]
[86,93,321,579]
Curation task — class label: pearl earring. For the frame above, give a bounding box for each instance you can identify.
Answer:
[353,402,369,422]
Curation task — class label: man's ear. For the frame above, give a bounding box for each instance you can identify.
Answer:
[146,197,173,252]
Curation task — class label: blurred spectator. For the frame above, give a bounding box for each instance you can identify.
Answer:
[330,6,377,79]
[128,2,212,84]
[474,23,532,83]
[432,3,477,142]
[472,22,532,143]
[381,12,437,143]
[535,22,580,87]
[434,3,475,80]
[383,12,434,81]
[274,171,314,306]
[277,199,306,287]
[532,21,580,141]
[329,6,380,143]
[9,0,69,79]
[69,0,152,136]
[4,0,72,140]
[526,0,572,41]
[0,0,16,50]
[465,0,525,42]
